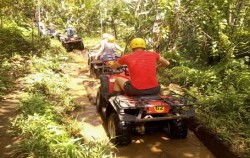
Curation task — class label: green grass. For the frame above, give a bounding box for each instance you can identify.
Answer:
[9,36,115,158]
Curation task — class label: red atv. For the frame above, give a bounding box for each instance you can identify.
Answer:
[96,67,195,146]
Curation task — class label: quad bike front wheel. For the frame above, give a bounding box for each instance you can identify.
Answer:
[164,119,188,139]
[108,113,132,146]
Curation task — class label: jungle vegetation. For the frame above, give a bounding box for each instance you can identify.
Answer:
[0,0,249,157]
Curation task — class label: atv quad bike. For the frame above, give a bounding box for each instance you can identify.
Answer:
[88,52,120,78]
[62,37,84,52]
[96,67,195,146]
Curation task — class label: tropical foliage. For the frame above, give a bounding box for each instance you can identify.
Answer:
[0,0,249,157]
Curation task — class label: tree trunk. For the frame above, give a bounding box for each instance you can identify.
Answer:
[111,17,117,39]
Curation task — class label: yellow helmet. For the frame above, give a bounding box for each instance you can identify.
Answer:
[108,35,115,43]
[130,38,146,49]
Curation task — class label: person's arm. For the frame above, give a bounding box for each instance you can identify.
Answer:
[95,44,105,59]
[157,56,170,69]
[115,44,124,52]
[92,43,101,50]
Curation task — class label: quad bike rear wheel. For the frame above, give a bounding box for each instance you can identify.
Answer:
[66,45,73,52]
[108,113,132,146]
[76,41,84,50]
[96,87,107,113]
[164,119,188,139]
[99,75,110,100]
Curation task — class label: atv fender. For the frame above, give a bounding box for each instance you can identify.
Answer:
[108,96,138,122]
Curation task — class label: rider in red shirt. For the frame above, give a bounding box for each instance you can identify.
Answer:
[110,38,170,96]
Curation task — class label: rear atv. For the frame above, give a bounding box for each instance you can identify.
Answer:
[96,70,195,146]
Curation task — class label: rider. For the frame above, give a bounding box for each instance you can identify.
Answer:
[65,25,75,38]
[47,23,56,37]
[93,33,110,50]
[38,21,46,37]
[109,38,170,96]
[95,34,123,60]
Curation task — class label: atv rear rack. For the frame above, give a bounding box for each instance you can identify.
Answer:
[109,95,195,122]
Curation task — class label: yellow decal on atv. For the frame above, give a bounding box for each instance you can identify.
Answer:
[154,106,164,113]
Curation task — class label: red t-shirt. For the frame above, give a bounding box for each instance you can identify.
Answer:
[118,50,160,89]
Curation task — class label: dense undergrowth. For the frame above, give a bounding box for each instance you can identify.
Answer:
[0,22,113,158]
[159,51,250,157]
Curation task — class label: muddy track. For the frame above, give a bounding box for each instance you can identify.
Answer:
[68,51,215,158]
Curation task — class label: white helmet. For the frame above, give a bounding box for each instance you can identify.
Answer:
[102,33,109,39]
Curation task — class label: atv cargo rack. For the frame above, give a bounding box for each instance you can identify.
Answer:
[109,94,195,122]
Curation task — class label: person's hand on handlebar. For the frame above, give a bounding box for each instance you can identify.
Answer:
[108,61,121,69]
[106,61,115,67]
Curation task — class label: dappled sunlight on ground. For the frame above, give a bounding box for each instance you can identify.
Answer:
[80,121,109,142]
[116,132,215,158]
[0,85,24,157]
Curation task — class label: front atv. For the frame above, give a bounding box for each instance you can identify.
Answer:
[96,70,195,146]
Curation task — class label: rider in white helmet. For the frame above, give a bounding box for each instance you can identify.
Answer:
[95,34,123,60]
[92,33,110,50]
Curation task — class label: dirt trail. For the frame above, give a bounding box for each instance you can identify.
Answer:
[0,51,216,158]
[0,77,26,158]
[66,51,216,158]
